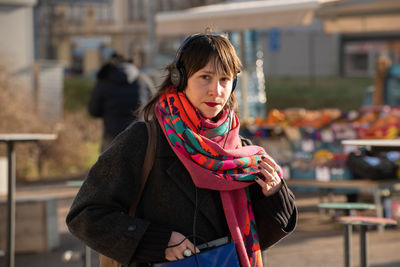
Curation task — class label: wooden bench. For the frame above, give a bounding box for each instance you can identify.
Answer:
[337,216,397,267]
[0,196,59,253]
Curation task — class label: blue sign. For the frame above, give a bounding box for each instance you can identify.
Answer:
[269,28,281,52]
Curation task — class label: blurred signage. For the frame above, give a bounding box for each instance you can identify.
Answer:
[47,0,109,3]
[269,28,281,52]
[345,41,387,53]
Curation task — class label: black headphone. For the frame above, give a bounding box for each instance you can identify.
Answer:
[170,33,238,92]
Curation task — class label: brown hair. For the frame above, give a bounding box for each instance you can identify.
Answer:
[139,33,242,121]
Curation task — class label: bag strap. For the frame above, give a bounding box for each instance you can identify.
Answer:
[128,119,158,216]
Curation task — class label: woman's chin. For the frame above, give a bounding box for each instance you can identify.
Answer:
[199,107,223,119]
[200,112,219,119]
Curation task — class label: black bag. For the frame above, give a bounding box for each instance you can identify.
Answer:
[346,149,398,180]
[153,241,240,267]
[99,119,158,267]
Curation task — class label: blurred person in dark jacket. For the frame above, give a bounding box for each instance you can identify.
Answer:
[89,53,153,151]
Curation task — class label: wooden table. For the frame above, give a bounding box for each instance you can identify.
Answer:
[0,134,57,267]
[342,139,400,152]
[288,179,400,221]
[341,138,400,229]
[318,203,376,267]
[337,216,397,267]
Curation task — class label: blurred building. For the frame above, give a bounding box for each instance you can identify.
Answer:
[34,0,225,76]
[34,0,400,79]
[262,0,400,77]
[317,0,400,76]
[259,21,340,77]
[0,0,64,123]
[0,0,37,92]
[155,0,400,78]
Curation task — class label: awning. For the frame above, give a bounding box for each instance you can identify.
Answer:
[154,0,337,119]
[156,0,333,36]
[316,0,400,34]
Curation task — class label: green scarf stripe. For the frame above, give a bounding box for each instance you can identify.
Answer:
[203,120,229,138]
[165,107,217,159]
[245,187,251,199]
[239,173,257,182]
[170,115,186,133]
[183,142,196,154]
[210,160,223,171]
[223,172,256,181]
[239,157,251,166]
[164,124,181,145]
[184,129,217,159]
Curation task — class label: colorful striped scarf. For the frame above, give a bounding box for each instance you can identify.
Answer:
[154,87,275,267]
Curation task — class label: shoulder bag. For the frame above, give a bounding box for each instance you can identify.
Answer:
[99,119,158,267]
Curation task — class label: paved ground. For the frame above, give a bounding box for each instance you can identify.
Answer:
[1,181,400,267]
[265,194,400,267]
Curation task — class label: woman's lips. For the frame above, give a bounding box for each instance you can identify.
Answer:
[205,102,218,107]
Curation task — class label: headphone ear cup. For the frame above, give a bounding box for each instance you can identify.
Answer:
[170,66,182,91]
[232,76,237,92]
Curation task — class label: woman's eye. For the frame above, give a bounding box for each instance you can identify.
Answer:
[221,77,231,83]
[201,75,210,80]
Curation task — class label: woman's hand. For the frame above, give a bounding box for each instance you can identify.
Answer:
[165,231,200,261]
[255,156,282,197]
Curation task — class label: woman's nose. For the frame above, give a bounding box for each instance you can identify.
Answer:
[208,81,223,96]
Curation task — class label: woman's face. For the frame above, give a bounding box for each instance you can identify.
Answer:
[184,60,234,119]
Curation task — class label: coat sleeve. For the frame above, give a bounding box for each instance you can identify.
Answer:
[250,181,297,250]
[241,136,297,250]
[66,122,171,265]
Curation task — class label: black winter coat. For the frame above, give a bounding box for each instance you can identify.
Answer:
[66,121,297,266]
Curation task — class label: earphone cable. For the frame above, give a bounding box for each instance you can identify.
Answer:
[193,186,201,267]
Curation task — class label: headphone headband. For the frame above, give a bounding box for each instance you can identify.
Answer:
[173,34,206,68]
[170,33,238,92]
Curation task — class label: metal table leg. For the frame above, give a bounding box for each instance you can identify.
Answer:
[373,189,384,232]
[360,225,368,267]
[6,141,15,267]
[344,224,352,267]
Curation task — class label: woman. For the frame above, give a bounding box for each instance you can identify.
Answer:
[66,33,297,267]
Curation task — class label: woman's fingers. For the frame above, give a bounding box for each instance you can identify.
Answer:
[174,249,184,260]
[257,156,280,183]
[256,156,283,196]
[262,156,277,167]
[165,232,199,261]
[258,160,274,173]
[183,239,200,255]
[254,176,268,188]
[255,174,282,197]
[257,166,274,183]
[166,244,185,261]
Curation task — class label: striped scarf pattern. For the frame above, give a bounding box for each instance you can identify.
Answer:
[154,88,268,267]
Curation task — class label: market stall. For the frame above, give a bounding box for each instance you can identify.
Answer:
[241,105,400,181]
